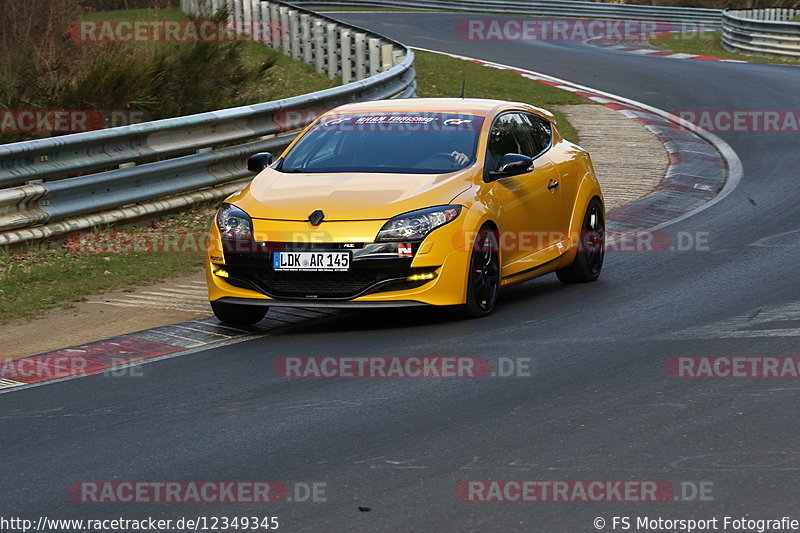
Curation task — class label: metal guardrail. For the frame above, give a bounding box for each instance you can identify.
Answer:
[0,0,416,246]
[722,8,800,58]
[291,0,723,26]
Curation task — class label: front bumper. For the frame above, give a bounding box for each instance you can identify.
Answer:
[214,297,425,309]
[206,218,472,307]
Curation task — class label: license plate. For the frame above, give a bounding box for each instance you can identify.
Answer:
[273,251,350,271]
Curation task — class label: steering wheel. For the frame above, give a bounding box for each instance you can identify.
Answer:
[421,152,467,168]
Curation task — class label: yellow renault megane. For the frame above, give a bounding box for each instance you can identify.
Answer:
[206,98,604,324]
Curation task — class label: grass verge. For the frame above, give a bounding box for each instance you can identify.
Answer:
[413,50,586,143]
[650,31,800,65]
[0,207,214,324]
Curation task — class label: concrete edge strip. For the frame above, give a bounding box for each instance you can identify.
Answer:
[0,311,341,395]
[589,40,747,63]
[584,31,748,63]
[0,48,743,394]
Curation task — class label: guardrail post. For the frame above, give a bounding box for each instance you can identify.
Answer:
[326,23,338,79]
[269,2,280,49]
[368,38,381,76]
[300,14,312,63]
[340,29,353,83]
[289,10,301,60]
[279,6,290,55]
[252,0,261,24]
[354,33,367,80]
[257,1,269,46]
[313,20,326,74]
[242,0,252,35]
[233,0,243,28]
[380,43,393,72]
[392,48,403,67]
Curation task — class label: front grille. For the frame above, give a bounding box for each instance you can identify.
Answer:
[251,267,410,298]
[220,241,424,299]
[223,257,413,299]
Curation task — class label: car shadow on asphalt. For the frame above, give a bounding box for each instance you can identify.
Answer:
[262,276,567,337]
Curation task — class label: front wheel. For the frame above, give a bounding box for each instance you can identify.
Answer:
[556,197,604,284]
[456,228,501,319]
[211,300,268,326]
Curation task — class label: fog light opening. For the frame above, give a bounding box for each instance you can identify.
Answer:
[407,271,438,282]
[212,266,230,278]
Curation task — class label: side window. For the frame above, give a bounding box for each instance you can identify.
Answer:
[487,113,537,170]
[522,113,553,156]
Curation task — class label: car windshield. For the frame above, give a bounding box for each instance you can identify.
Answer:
[280,112,485,174]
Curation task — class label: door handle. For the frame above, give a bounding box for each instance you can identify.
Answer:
[547,181,559,190]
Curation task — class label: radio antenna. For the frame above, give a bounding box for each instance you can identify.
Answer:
[459,77,466,99]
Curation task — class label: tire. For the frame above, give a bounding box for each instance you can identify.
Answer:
[456,227,501,319]
[556,197,604,284]
[211,300,268,325]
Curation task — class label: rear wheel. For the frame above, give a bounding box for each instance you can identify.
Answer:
[556,197,604,284]
[457,228,500,319]
[211,300,268,326]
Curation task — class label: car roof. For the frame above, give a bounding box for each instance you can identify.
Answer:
[325,98,555,123]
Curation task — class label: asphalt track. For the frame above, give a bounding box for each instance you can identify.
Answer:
[3,12,800,532]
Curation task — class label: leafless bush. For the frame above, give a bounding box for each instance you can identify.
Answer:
[0,0,273,144]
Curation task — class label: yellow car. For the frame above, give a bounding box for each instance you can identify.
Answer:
[206,98,604,324]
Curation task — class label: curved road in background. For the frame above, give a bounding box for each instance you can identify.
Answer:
[2,12,800,532]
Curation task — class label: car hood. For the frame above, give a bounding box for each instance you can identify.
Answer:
[231,167,475,221]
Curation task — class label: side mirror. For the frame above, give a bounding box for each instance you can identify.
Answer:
[247,152,273,174]
[486,153,534,181]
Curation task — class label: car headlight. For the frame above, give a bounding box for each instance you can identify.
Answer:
[216,203,254,240]
[375,205,462,242]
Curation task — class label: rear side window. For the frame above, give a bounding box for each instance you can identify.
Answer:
[522,113,553,156]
